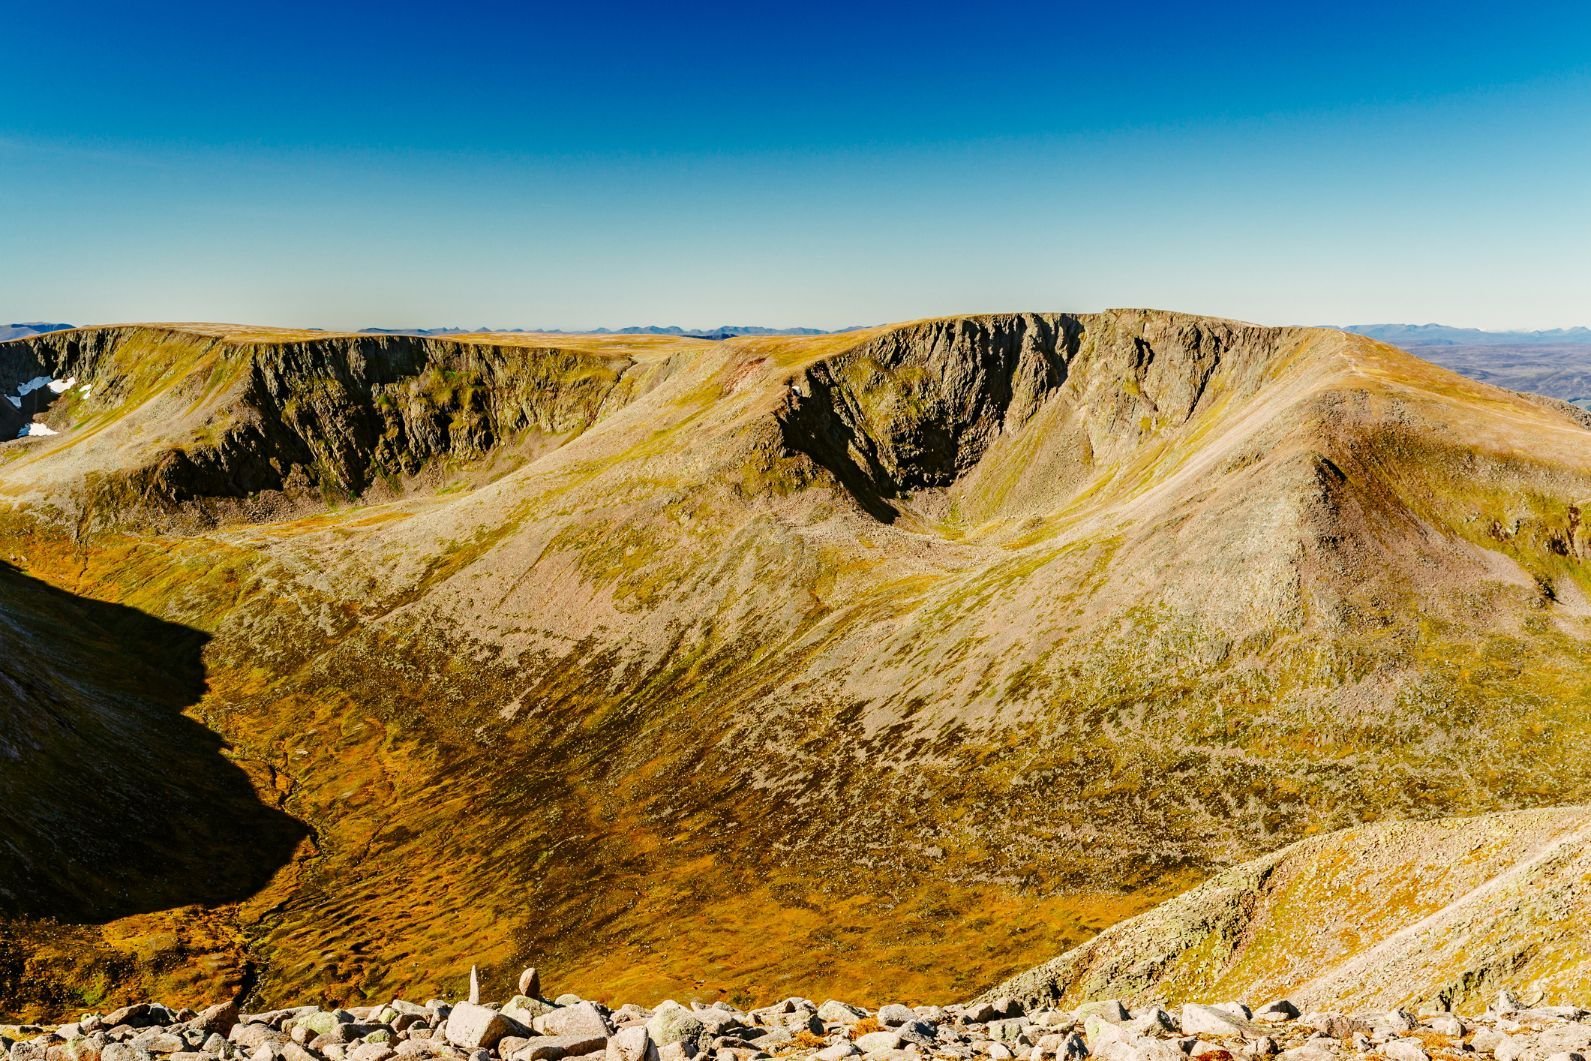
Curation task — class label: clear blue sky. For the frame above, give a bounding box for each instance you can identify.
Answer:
[4,1,1590,331]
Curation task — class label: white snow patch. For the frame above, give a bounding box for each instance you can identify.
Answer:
[4,375,78,440]
[7,375,76,405]
[77,383,92,397]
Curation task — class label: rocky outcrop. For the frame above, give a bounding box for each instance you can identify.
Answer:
[776,314,1073,517]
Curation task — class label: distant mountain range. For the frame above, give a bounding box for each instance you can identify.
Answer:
[1348,323,1591,346]
[0,322,72,342]
[360,324,857,341]
[1346,323,1591,408]
[6,322,857,343]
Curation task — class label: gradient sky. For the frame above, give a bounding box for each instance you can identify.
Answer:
[4,1,1590,331]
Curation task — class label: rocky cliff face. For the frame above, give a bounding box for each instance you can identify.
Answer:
[1,312,1588,1020]
[777,312,1303,520]
[778,314,1075,514]
[0,327,684,525]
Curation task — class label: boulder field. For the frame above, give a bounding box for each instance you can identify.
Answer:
[7,984,1590,1061]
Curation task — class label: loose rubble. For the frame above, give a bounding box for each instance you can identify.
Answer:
[6,982,1591,1061]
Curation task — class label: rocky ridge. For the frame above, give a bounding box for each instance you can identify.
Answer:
[7,983,1591,1061]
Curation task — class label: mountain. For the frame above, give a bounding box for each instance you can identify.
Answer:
[0,323,72,342]
[0,311,1588,1020]
[981,807,1591,1013]
[1346,324,1591,408]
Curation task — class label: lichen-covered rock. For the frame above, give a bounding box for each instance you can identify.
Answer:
[853,1031,903,1053]
[444,1004,523,1051]
[1076,1003,1131,1025]
[603,1028,654,1061]
[816,1003,867,1027]
[500,1002,551,1031]
[1182,1006,1254,1038]
[642,1006,701,1053]
[1379,1040,1428,1061]
[532,1006,610,1041]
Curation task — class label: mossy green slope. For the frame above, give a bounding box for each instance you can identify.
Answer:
[0,311,1587,1019]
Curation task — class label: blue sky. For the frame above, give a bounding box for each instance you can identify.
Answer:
[4,1,1590,330]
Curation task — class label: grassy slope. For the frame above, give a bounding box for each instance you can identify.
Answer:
[979,806,1591,1013]
[0,312,1588,1018]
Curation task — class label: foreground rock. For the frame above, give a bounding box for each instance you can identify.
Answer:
[7,987,1591,1061]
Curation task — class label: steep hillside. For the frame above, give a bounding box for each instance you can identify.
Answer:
[0,325,697,526]
[980,807,1591,1013]
[1,311,1589,1020]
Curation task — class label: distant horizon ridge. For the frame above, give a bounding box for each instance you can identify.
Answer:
[358,323,870,339]
[9,319,1591,343]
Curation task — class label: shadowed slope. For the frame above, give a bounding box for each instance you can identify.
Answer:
[0,561,307,920]
[0,563,310,1018]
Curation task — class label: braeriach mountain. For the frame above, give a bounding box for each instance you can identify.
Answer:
[1,310,1589,1021]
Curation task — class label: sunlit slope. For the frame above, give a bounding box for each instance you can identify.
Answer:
[0,325,705,526]
[0,310,1588,1017]
[981,807,1591,1012]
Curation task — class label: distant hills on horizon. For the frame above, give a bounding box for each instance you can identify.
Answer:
[1346,322,1591,346]
[14,319,1591,343]
[9,317,1591,407]
[0,322,74,342]
[4,321,860,342]
[361,323,863,340]
[1344,323,1591,409]
[368,322,1591,347]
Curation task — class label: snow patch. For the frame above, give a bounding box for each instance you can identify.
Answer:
[4,375,80,441]
[7,375,77,404]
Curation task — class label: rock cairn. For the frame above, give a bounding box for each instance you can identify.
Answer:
[5,981,1589,1061]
